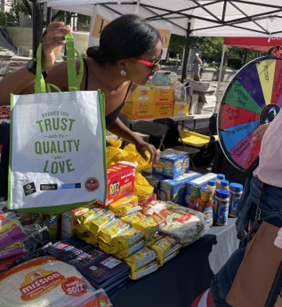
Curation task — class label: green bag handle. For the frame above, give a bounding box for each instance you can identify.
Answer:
[34,32,84,94]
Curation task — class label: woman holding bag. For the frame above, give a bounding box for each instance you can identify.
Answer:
[0,14,161,165]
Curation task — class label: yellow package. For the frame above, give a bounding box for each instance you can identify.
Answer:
[150,236,181,262]
[146,233,164,247]
[109,198,140,217]
[134,172,154,195]
[76,230,98,246]
[114,240,145,260]
[111,227,143,250]
[133,213,166,239]
[98,238,119,254]
[78,208,105,225]
[89,210,116,235]
[121,212,146,226]
[124,247,157,273]
[98,218,130,244]
[129,260,159,280]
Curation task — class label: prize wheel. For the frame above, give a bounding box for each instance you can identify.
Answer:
[218,55,282,172]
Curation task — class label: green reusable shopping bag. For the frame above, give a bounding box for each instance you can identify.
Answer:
[8,33,107,214]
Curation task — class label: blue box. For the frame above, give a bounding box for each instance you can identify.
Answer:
[159,171,202,205]
[146,174,165,195]
[141,167,153,177]
[153,149,189,179]
[184,173,217,207]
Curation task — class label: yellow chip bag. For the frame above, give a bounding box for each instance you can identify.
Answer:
[98,238,119,254]
[111,227,143,250]
[114,240,145,260]
[129,260,159,280]
[133,213,166,239]
[109,199,141,217]
[89,210,116,235]
[124,247,157,273]
[78,208,105,225]
[121,212,146,226]
[98,218,130,244]
[150,236,181,262]
[146,233,164,247]
[76,230,98,246]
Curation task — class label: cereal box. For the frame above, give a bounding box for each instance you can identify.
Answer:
[96,162,135,206]
[127,86,155,102]
[184,173,217,206]
[154,86,174,103]
[159,171,202,205]
[145,174,164,195]
[122,101,155,120]
[153,149,190,179]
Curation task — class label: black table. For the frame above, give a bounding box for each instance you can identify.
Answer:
[110,218,239,307]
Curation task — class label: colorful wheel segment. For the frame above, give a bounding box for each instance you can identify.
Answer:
[218,56,282,171]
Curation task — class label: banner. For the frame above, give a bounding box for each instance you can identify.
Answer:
[88,4,171,60]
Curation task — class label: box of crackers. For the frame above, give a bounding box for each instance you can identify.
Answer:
[96,162,136,206]
[153,149,190,179]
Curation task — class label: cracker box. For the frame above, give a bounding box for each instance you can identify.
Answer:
[173,101,190,116]
[154,86,174,103]
[145,174,165,195]
[127,86,155,102]
[123,101,155,120]
[96,162,136,206]
[153,149,190,179]
[184,173,217,206]
[154,101,173,118]
[159,171,202,205]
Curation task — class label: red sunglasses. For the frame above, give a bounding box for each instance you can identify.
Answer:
[131,50,163,68]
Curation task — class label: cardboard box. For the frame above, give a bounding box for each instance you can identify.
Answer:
[173,101,190,116]
[154,101,173,118]
[159,171,202,205]
[96,162,136,206]
[127,86,155,102]
[123,101,155,120]
[153,149,190,179]
[154,86,174,102]
[145,174,165,195]
[184,173,217,206]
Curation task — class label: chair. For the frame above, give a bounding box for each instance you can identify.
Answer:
[132,121,169,150]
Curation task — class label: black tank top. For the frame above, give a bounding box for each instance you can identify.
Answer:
[83,58,132,126]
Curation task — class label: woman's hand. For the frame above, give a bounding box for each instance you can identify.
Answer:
[41,22,71,71]
[250,123,270,146]
[135,140,160,166]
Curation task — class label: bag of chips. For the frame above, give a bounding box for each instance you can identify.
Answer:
[89,210,116,235]
[124,247,157,273]
[150,236,181,264]
[98,218,130,244]
[129,260,159,280]
[114,240,145,260]
[111,227,143,251]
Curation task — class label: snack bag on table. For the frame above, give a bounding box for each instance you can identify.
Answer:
[144,201,208,247]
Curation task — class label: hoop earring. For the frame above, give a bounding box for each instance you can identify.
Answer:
[121,69,126,76]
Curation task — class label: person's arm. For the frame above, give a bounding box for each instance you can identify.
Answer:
[107,117,159,165]
[250,123,270,146]
[0,22,70,105]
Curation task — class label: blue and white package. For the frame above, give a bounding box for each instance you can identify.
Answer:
[184,173,217,206]
[141,167,153,177]
[145,174,164,195]
[153,149,189,179]
[159,171,202,205]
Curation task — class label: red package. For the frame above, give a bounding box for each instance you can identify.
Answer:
[96,162,135,206]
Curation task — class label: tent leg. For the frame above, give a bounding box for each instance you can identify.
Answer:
[181,19,191,83]
[47,7,52,26]
[32,0,37,58]
[215,44,226,113]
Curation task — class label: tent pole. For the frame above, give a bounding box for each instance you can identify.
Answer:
[32,0,37,58]
[215,44,226,113]
[47,7,52,26]
[181,19,191,83]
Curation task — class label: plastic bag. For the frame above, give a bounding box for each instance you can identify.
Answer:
[0,256,113,307]
[144,201,209,247]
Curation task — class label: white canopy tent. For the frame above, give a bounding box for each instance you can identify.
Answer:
[35,0,282,104]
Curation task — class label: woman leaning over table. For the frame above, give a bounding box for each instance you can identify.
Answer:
[0,14,161,165]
